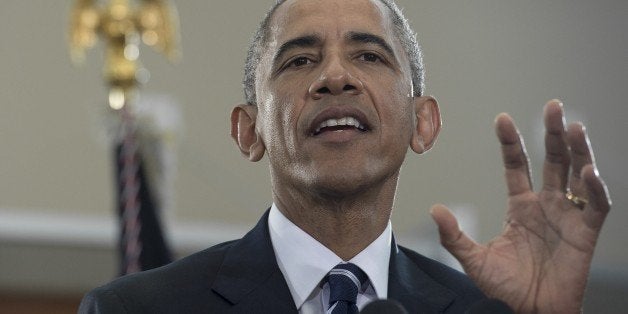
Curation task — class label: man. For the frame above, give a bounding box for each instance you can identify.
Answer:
[79,0,611,313]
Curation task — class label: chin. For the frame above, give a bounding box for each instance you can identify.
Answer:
[271,154,404,199]
[313,176,370,197]
[305,164,399,200]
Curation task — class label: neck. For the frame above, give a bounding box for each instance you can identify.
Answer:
[271,173,398,261]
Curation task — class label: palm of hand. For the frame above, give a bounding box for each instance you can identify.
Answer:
[467,191,596,313]
[430,101,610,314]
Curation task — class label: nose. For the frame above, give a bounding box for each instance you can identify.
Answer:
[308,58,364,99]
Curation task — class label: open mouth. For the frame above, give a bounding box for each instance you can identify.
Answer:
[313,116,369,136]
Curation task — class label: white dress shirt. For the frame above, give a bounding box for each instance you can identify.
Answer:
[268,204,392,314]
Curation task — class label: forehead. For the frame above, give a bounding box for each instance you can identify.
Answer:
[269,0,394,45]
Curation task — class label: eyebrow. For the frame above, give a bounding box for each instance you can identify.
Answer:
[273,35,321,67]
[271,31,396,69]
[346,31,395,56]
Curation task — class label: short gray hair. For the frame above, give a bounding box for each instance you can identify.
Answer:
[243,0,424,105]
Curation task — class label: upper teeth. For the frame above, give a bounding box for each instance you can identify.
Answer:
[315,116,366,134]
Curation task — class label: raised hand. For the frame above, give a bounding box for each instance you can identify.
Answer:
[430,100,611,313]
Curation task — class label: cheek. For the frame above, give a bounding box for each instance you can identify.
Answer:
[258,92,302,150]
[382,102,416,148]
[377,84,415,129]
[391,80,416,125]
[274,96,299,136]
[274,80,310,130]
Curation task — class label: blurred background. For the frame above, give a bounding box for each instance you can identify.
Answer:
[1,0,626,313]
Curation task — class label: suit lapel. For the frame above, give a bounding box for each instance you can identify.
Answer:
[211,209,297,313]
[211,211,459,313]
[388,241,457,313]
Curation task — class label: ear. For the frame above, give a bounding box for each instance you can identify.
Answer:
[230,104,266,162]
[410,96,442,154]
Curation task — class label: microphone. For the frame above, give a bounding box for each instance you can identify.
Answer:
[465,299,514,314]
[361,299,408,314]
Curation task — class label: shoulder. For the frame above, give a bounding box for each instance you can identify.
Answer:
[112,239,237,292]
[79,240,239,314]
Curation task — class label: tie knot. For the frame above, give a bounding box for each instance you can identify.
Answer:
[327,263,368,304]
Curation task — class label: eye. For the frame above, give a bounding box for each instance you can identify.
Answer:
[358,52,382,63]
[287,56,313,68]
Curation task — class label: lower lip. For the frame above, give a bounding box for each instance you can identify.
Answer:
[311,129,367,143]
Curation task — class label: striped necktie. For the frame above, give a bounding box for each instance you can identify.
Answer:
[327,263,368,314]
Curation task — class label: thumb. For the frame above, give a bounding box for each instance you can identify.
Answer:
[430,204,480,264]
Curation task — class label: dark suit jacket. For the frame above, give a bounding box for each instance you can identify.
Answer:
[79,210,488,313]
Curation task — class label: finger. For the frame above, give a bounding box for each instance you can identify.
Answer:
[566,123,595,195]
[542,100,570,192]
[430,204,480,263]
[582,165,611,230]
[495,113,533,196]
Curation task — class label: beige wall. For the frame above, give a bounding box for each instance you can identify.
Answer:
[1,0,627,307]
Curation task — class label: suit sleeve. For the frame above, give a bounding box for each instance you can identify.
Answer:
[78,287,129,314]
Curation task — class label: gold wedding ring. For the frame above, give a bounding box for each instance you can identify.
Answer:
[566,191,588,209]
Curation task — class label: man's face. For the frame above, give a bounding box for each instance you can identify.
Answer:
[254,0,419,195]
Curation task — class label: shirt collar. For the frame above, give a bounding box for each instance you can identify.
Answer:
[268,203,391,309]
